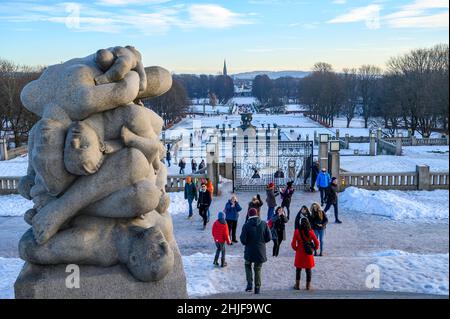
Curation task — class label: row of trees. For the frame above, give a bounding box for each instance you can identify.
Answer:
[252,75,299,107]
[298,44,448,136]
[173,74,234,104]
[0,59,41,146]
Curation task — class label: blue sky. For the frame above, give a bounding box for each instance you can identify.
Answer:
[0,0,448,74]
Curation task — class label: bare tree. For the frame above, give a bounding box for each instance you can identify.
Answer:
[358,65,382,128]
[341,68,358,128]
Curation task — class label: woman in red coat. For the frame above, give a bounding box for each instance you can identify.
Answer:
[212,212,231,267]
[291,217,319,290]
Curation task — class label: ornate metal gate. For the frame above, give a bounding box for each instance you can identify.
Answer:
[232,139,314,192]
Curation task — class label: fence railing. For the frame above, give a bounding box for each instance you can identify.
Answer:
[0,174,209,195]
[377,139,398,155]
[340,171,417,190]
[0,176,21,195]
[383,137,448,147]
[430,171,449,189]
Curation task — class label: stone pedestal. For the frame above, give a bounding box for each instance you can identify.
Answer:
[15,242,187,299]
[0,138,7,161]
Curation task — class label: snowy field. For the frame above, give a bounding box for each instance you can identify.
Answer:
[0,155,27,177]
[0,195,33,217]
[340,187,449,221]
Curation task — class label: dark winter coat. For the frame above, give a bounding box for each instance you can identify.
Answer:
[291,229,319,269]
[240,216,272,263]
[311,163,320,180]
[280,187,294,207]
[224,200,243,221]
[269,213,288,241]
[184,182,198,201]
[294,212,313,230]
[325,184,338,205]
[198,161,205,170]
[310,211,328,231]
[166,151,171,160]
[266,188,279,208]
[191,161,198,172]
[179,160,186,169]
[197,190,211,208]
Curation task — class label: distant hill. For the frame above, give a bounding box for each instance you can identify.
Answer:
[232,70,310,80]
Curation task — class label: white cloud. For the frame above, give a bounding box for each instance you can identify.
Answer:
[332,0,347,4]
[187,4,252,28]
[387,11,449,28]
[328,4,381,29]
[384,0,449,28]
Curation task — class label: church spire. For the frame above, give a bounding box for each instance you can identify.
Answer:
[223,59,228,76]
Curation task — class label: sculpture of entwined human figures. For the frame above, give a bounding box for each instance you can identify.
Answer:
[17,46,175,282]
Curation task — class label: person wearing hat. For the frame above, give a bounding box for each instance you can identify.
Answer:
[280,181,295,220]
[212,211,232,267]
[224,194,243,243]
[184,176,198,219]
[265,182,279,221]
[240,208,272,294]
[197,183,212,229]
[315,167,331,206]
[324,177,342,223]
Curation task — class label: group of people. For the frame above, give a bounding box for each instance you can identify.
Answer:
[177,158,206,175]
[184,176,214,229]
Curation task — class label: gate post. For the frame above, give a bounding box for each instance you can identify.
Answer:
[0,138,8,161]
[206,142,219,196]
[318,134,329,171]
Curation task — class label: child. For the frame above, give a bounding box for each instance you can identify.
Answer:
[212,212,231,267]
[291,218,319,290]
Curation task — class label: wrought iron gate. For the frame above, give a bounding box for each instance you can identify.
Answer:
[232,140,314,192]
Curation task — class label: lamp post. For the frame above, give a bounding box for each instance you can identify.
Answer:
[328,140,340,190]
[369,132,376,156]
[319,133,329,171]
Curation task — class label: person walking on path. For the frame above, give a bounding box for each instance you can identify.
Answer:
[178,158,186,175]
[246,194,264,222]
[265,182,279,221]
[291,218,319,290]
[197,183,212,230]
[294,205,313,230]
[310,202,328,256]
[280,181,295,220]
[184,176,198,219]
[191,159,198,173]
[310,161,320,192]
[240,208,272,294]
[268,207,288,257]
[316,168,331,205]
[324,177,342,223]
[166,149,171,167]
[212,212,232,267]
[224,195,243,244]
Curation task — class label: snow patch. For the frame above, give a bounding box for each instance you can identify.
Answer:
[0,257,24,299]
[0,195,33,217]
[340,187,449,221]
[182,252,242,297]
[168,192,189,216]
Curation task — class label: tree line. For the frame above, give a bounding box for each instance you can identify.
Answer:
[173,74,234,104]
[302,44,449,136]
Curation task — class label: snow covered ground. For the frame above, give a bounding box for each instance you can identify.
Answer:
[0,155,27,177]
[0,195,33,217]
[340,187,449,221]
[0,257,23,299]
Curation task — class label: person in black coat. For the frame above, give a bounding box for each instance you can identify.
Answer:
[240,208,272,294]
[166,149,171,167]
[246,194,264,222]
[269,207,288,257]
[197,183,212,229]
[294,205,313,230]
[324,177,342,224]
[310,161,320,192]
[310,202,328,256]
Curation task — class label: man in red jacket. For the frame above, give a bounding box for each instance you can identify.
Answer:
[212,211,231,267]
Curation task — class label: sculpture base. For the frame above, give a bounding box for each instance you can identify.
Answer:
[14,243,187,299]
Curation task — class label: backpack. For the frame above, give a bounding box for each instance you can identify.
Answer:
[300,230,314,255]
[267,219,273,229]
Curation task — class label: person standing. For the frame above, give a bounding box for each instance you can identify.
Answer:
[179,158,186,175]
[240,208,272,294]
[191,159,198,173]
[197,183,211,230]
[269,207,288,257]
[280,181,295,220]
[265,182,279,221]
[166,149,171,167]
[294,205,313,230]
[184,176,197,219]
[198,159,206,171]
[206,179,214,223]
[291,218,319,290]
[316,168,331,205]
[212,211,231,267]
[310,161,320,192]
[310,202,328,256]
[224,195,242,244]
[324,177,342,224]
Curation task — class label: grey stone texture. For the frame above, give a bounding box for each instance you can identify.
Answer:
[14,46,186,298]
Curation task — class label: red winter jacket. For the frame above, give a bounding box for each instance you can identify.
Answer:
[212,220,231,244]
[291,229,319,269]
